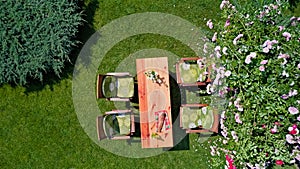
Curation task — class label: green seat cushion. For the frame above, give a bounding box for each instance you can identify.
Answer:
[179,62,207,83]
[116,77,134,98]
[201,107,214,129]
[102,76,117,98]
[181,106,214,129]
[116,115,131,135]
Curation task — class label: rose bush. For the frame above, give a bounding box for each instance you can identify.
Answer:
[205,0,300,168]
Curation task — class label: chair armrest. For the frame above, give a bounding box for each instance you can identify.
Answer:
[181,104,209,107]
[106,72,131,76]
[180,83,200,87]
[108,98,130,102]
[105,110,132,115]
[96,116,107,140]
[130,114,135,134]
[180,57,201,61]
[179,82,208,87]
[186,129,212,133]
[96,74,105,99]
[179,106,184,128]
[205,65,212,83]
[197,81,208,86]
[111,136,131,140]
[210,112,220,133]
[175,62,182,84]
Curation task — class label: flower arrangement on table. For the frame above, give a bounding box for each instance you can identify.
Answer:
[144,70,168,87]
[200,0,300,168]
[145,70,161,83]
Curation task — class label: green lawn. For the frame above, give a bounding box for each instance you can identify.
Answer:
[1,1,221,168]
[1,0,300,168]
[0,80,217,168]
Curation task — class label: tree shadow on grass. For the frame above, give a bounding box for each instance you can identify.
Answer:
[24,0,100,93]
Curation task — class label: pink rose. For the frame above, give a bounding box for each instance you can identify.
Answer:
[289,89,298,97]
[212,32,217,42]
[292,124,298,129]
[235,113,242,124]
[286,134,296,144]
[207,19,213,29]
[279,26,284,31]
[263,47,270,53]
[245,52,256,64]
[274,121,281,126]
[270,127,277,134]
[260,60,268,65]
[282,70,289,77]
[290,129,298,135]
[290,16,297,21]
[224,19,230,27]
[220,0,229,10]
[233,34,243,45]
[270,125,277,133]
[281,94,289,99]
[203,43,208,53]
[283,32,291,41]
[259,66,265,71]
[288,126,299,135]
[245,56,252,64]
[222,47,228,55]
[276,160,284,166]
[224,70,231,77]
[289,107,299,115]
[278,53,290,59]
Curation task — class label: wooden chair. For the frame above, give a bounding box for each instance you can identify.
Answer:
[176,57,211,87]
[96,110,135,140]
[179,104,219,134]
[96,72,134,101]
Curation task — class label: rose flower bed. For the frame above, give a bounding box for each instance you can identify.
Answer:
[205,0,300,168]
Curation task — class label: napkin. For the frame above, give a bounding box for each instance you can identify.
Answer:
[154,110,171,132]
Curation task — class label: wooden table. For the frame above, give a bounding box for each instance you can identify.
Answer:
[136,57,173,148]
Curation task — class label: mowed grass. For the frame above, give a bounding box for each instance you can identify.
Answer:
[0,80,214,168]
[1,1,222,168]
[3,0,300,168]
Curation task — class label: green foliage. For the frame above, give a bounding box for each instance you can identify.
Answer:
[0,0,82,85]
[207,0,300,168]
